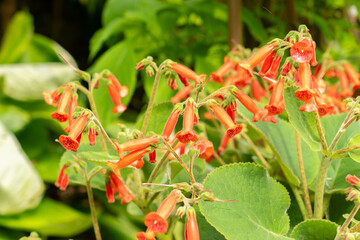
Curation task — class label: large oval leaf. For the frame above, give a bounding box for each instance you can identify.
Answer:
[199,163,292,240]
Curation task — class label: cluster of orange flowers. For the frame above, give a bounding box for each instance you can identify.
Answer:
[45,25,359,240]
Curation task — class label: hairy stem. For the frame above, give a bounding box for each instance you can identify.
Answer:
[333,143,360,156]
[335,204,360,240]
[291,186,309,220]
[147,139,179,184]
[328,116,357,152]
[92,116,117,151]
[141,67,162,133]
[85,174,102,240]
[242,133,270,169]
[313,111,328,151]
[313,156,331,219]
[163,140,196,184]
[296,131,313,218]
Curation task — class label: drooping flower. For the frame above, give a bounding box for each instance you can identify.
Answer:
[210,60,237,83]
[218,134,230,153]
[176,100,198,143]
[208,100,242,138]
[105,178,115,203]
[131,158,145,169]
[162,105,182,141]
[259,51,275,76]
[113,137,160,158]
[290,38,314,63]
[294,62,315,102]
[107,148,151,176]
[58,113,88,151]
[251,79,267,102]
[309,40,318,66]
[64,93,78,133]
[338,70,353,98]
[263,77,285,123]
[343,62,360,91]
[144,189,181,234]
[149,150,156,163]
[55,164,69,191]
[51,85,73,122]
[43,85,65,107]
[108,172,135,204]
[170,62,206,85]
[107,83,127,114]
[239,42,278,77]
[171,85,192,104]
[185,207,199,240]
[231,88,267,122]
[194,138,214,160]
[88,122,96,146]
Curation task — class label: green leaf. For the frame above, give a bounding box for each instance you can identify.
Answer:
[89,41,137,127]
[0,198,91,237]
[0,63,76,101]
[238,105,320,188]
[321,113,360,151]
[0,123,44,215]
[291,220,338,240]
[99,214,142,240]
[136,102,174,134]
[0,11,33,64]
[199,163,292,240]
[195,205,226,240]
[284,86,321,151]
[323,157,360,193]
[348,135,360,162]
[0,104,30,132]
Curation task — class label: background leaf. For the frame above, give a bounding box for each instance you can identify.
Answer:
[0,123,44,215]
[0,198,91,237]
[199,163,292,240]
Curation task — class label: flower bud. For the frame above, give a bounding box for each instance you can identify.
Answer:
[346,174,360,186]
[146,66,154,77]
[176,206,186,218]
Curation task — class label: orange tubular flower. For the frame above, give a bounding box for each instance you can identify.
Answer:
[51,85,72,122]
[131,158,145,169]
[58,114,88,151]
[185,207,200,240]
[295,62,315,102]
[338,70,353,98]
[309,40,318,66]
[209,100,242,138]
[107,148,151,175]
[210,60,237,83]
[105,179,115,203]
[290,38,314,63]
[232,88,267,122]
[55,164,69,191]
[43,85,64,107]
[64,93,78,133]
[88,126,96,146]
[263,77,285,123]
[145,190,181,234]
[343,62,360,91]
[239,42,277,77]
[176,100,197,143]
[170,62,206,85]
[108,83,127,114]
[259,51,275,76]
[109,172,135,204]
[108,73,129,98]
[136,229,156,240]
[194,138,214,160]
[314,93,334,116]
[162,105,182,141]
[171,85,193,104]
[114,137,159,158]
[251,79,267,102]
[219,134,230,153]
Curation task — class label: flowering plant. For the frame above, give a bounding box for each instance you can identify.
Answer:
[44,25,360,240]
